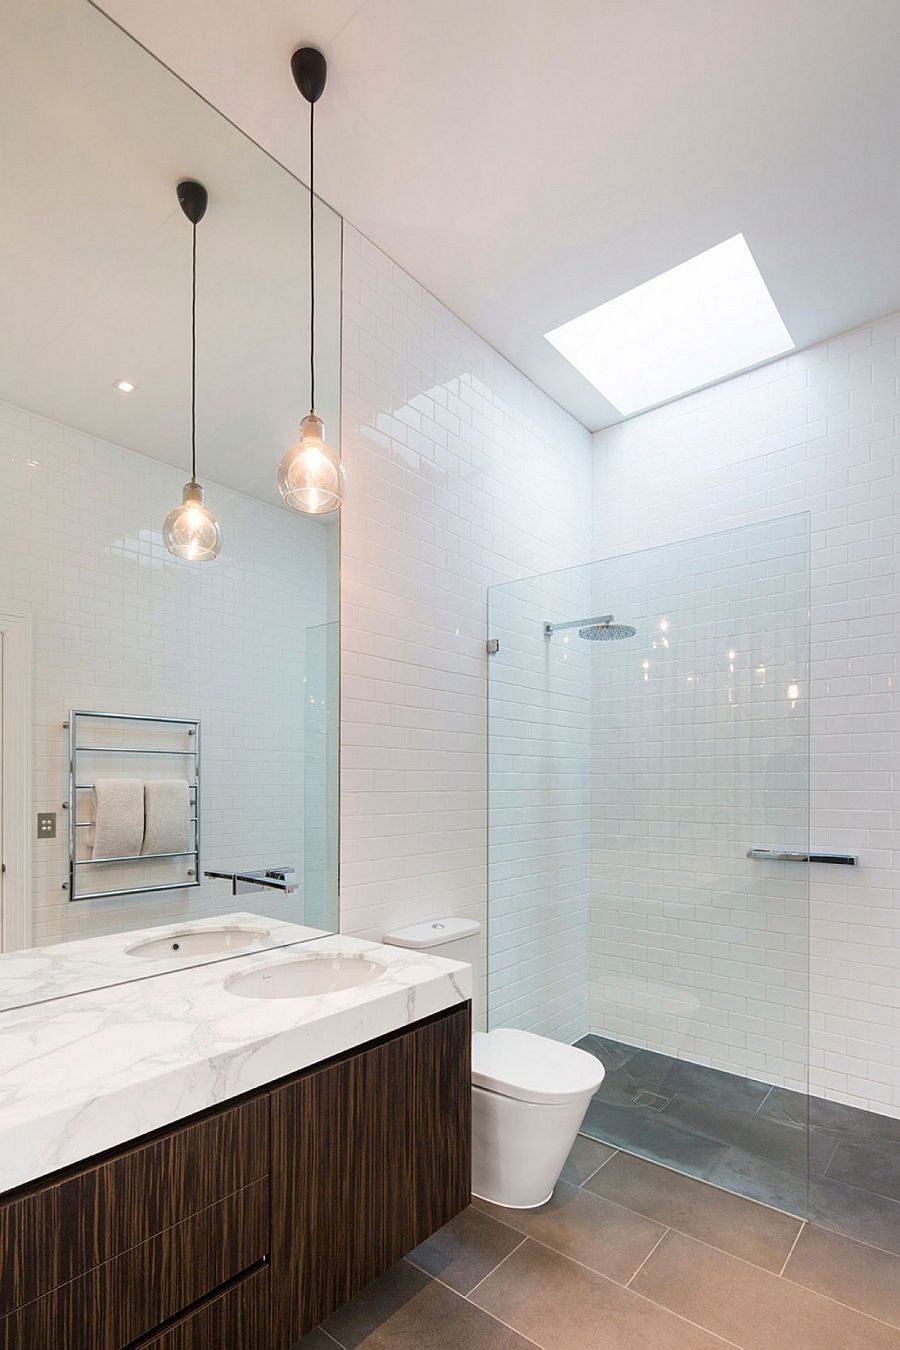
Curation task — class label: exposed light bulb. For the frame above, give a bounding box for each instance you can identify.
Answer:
[277,413,347,515]
[163,480,222,562]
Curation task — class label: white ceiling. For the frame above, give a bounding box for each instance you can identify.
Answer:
[93,0,900,431]
[2,0,340,509]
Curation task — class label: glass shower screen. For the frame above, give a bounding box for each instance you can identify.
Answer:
[487,515,811,1216]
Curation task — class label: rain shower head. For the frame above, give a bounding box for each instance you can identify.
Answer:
[578,622,637,641]
[544,614,637,641]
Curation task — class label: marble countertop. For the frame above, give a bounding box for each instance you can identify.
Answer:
[0,935,471,1193]
[0,912,330,1014]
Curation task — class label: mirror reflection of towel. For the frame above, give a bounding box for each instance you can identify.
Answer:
[91,779,144,859]
[142,779,191,856]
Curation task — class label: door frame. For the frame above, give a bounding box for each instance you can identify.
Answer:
[0,605,32,951]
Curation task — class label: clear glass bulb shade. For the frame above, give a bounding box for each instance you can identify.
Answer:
[162,480,223,562]
[277,414,347,515]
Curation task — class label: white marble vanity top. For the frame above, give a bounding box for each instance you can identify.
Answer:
[0,912,328,1013]
[0,935,471,1193]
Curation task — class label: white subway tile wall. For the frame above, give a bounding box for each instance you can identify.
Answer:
[591,316,900,1116]
[587,520,810,1090]
[339,225,592,1027]
[0,397,332,944]
[487,567,593,1042]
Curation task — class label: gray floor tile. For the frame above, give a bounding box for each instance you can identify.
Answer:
[582,1097,729,1179]
[473,1178,666,1284]
[321,1260,533,1350]
[471,1237,731,1350]
[810,1097,900,1152]
[809,1175,900,1256]
[407,1205,525,1294]
[659,1090,753,1145]
[633,1229,900,1350]
[575,1033,640,1073]
[586,1150,802,1271]
[706,1144,808,1217]
[655,1056,771,1113]
[291,1330,340,1349]
[560,1132,617,1185]
[757,1085,809,1129]
[785,1222,900,1330]
[827,1138,900,1203]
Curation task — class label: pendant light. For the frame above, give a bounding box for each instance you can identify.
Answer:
[277,46,347,515]
[163,179,223,562]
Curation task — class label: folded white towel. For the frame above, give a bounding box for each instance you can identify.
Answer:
[142,779,192,856]
[91,779,144,859]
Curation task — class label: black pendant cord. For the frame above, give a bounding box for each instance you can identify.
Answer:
[191,219,198,483]
[309,97,316,414]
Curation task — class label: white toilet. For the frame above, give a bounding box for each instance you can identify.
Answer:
[382,917,605,1209]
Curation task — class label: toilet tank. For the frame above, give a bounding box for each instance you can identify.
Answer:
[382,917,483,1028]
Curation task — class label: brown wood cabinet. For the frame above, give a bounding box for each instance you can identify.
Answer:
[0,1003,470,1350]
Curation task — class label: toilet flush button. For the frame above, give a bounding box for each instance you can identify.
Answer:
[432,922,445,930]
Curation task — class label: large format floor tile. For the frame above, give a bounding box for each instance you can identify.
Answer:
[585,1150,802,1271]
[474,1180,665,1284]
[579,1031,900,1228]
[632,1229,900,1350]
[784,1223,900,1330]
[407,1206,526,1294]
[559,1133,617,1186]
[582,1096,729,1179]
[470,1237,731,1350]
[809,1175,900,1258]
[826,1138,900,1204]
[321,1260,534,1350]
[294,1134,900,1350]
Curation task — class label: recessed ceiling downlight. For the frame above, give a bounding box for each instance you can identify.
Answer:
[544,234,794,416]
[114,379,136,393]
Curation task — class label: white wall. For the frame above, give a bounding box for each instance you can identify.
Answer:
[0,398,332,944]
[339,225,592,1028]
[591,316,900,1116]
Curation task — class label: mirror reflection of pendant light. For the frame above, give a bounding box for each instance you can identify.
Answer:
[163,180,223,562]
[277,46,347,515]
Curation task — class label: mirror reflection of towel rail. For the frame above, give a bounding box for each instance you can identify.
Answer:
[747,848,857,865]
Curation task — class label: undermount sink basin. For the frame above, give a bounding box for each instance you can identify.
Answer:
[126,927,269,959]
[226,954,385,1000]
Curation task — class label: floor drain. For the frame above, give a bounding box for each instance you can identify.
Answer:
[631,1090,672,1111]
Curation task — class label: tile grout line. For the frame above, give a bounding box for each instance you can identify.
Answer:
[464,1234,529,1299]
[625,1226,670,1288]
[651,1224,900,1334]
[778,1219,806,1277]
[314,1327,345,1348]
[397,1258,545,1350]
[514,1236,743,1350]
[575,1143,620,1187]
[478,1187,801,1283]
[585,1141,807,1222]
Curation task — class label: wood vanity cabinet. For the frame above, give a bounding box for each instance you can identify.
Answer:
[0,1003,470,1350]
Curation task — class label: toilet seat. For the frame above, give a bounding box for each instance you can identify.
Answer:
[472,1029,605,1105]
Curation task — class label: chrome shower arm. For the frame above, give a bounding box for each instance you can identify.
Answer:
[544,615,613,636]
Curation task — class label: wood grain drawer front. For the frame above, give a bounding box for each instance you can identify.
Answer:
[0,1094,268,1315]
[272,1004,472,1346]
[0,1177,269,1350]
[136,1266,270,1350]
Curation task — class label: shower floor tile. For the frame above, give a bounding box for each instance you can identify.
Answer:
[576,1032,900,1250]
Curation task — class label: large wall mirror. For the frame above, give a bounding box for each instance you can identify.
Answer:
[0,0,341,1010]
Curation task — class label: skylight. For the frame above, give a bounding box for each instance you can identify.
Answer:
[544,234,794,416]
